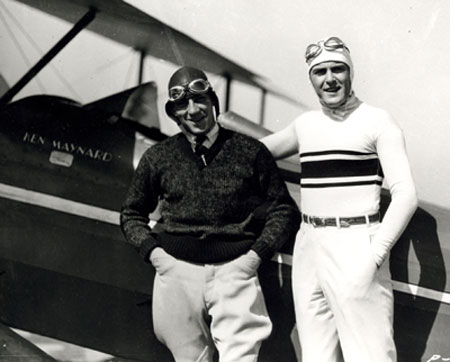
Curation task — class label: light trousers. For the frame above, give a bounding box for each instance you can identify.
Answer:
[292,222,396,362]
[151,252,272,362]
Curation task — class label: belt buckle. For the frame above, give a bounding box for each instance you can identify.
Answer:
[339,219,351,228]
[311,217,326,228]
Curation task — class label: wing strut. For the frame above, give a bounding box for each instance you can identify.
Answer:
[260,88,267,126]
[138,49,145,85]
[223,72,232,112]
[0,7,97,107]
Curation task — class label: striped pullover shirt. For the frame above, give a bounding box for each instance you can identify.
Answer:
[268,102,417,265]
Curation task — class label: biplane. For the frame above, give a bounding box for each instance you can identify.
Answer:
[0,1,449,361]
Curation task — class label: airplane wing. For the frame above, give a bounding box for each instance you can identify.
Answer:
[11,0,303,106]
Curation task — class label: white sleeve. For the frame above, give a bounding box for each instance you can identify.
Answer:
[260,120,299,160]
[371,119,418,266]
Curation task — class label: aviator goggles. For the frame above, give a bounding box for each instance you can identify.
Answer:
[305,36,350,63]
[168,78,212,102]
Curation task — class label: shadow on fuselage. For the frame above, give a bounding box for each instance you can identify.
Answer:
[383,195,447,362]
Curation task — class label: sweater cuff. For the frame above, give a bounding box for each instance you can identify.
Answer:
[139,236,160,263]
[251,240,275,261]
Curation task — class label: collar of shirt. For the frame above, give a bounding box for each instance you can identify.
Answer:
[320,91,362,121]
[183,122,220,150]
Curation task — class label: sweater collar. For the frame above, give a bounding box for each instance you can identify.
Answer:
[178,126,232,169]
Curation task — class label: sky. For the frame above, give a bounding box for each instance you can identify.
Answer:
[1,0,449,209]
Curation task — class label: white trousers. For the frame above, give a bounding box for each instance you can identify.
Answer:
[151,252,272,362]
[292,222,396,362]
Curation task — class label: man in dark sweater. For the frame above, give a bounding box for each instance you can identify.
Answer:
[120,66,300,362]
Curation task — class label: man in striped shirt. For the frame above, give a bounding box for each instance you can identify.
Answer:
[262,37,418,361]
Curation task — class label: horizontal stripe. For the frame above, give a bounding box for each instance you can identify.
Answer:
[1,182,448,306]
[392,280,450,304]
[0,182,120,225]
[272,252,450,305]
[301,153,379,163]
[301,180,383,188]
[301,159,382,179]
[302,175,383,185]
[300,150,377,157]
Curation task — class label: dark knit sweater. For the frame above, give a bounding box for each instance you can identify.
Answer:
[120,127,300,263]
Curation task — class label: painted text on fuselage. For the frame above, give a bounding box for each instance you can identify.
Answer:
[23,132,113,162]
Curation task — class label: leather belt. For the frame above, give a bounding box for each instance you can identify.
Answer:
[302,213,380,228]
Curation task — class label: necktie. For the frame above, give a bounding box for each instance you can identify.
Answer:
[194,134,206,154]
[194,135,208,166]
